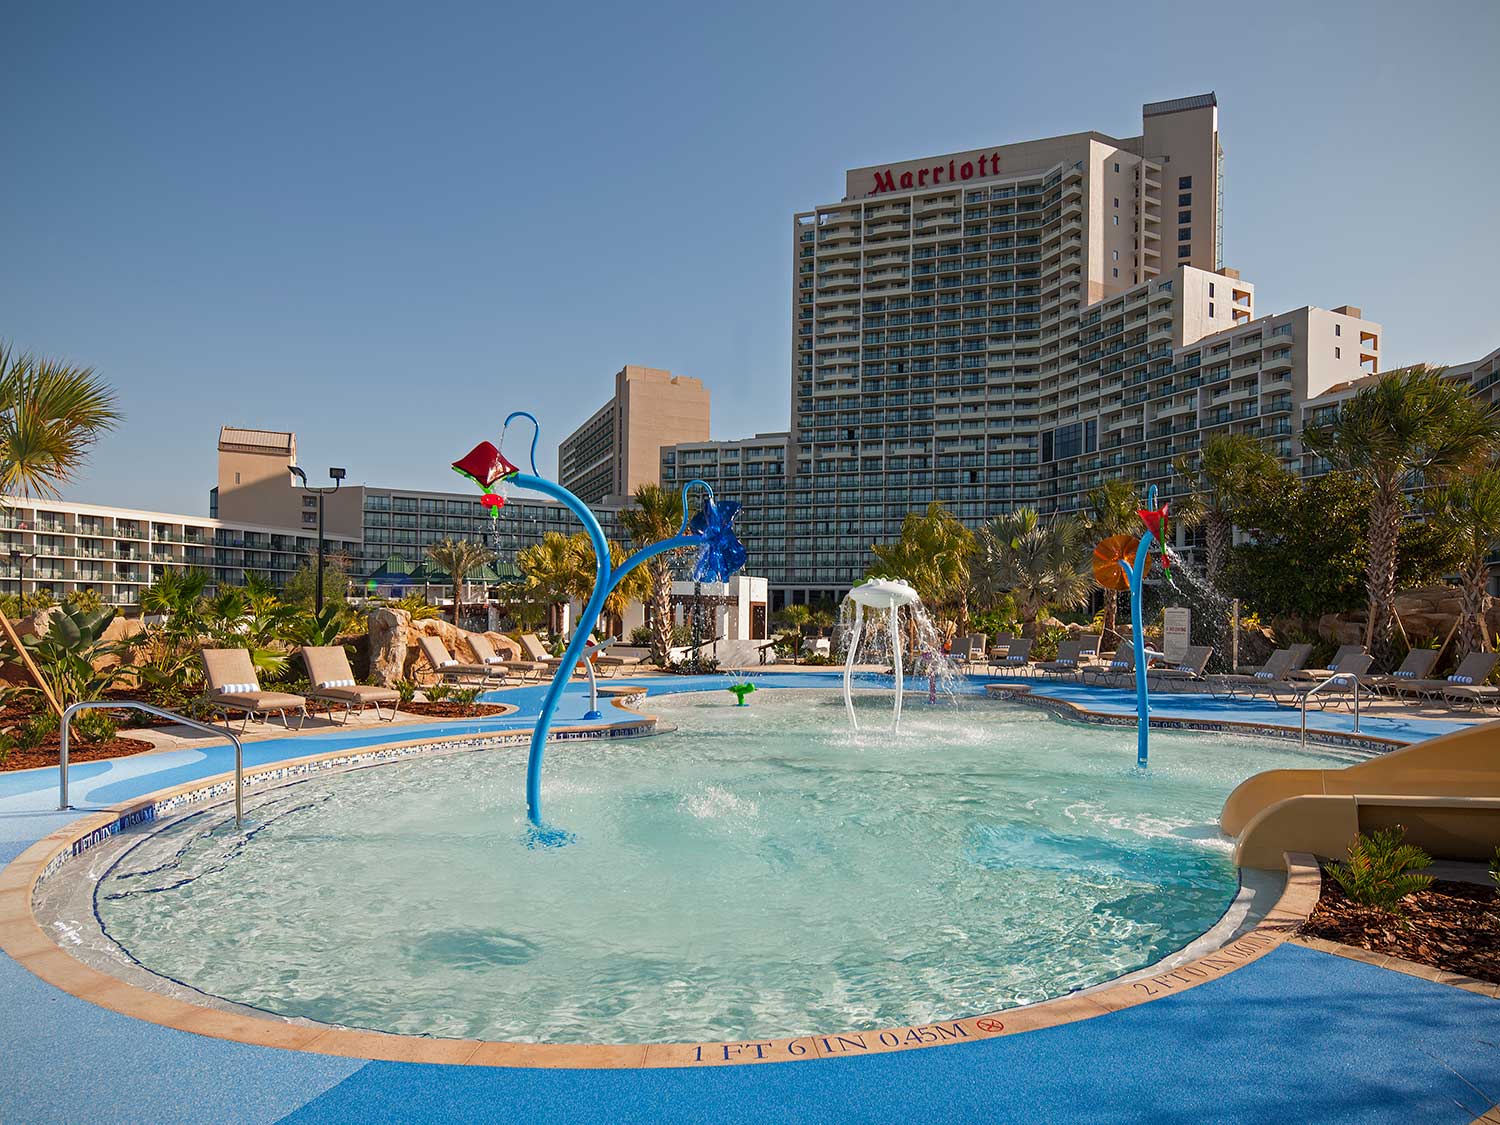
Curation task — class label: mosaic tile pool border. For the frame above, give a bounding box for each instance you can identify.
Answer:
[985,684,1403,754]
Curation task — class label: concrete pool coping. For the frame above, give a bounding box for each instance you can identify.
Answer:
[1,682,1331,1071]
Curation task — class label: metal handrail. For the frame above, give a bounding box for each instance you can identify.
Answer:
[59,701,243,825]
[1300,672,1360,746]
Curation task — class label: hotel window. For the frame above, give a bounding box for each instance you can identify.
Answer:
[1112,250,1118,261]
[1178,210,1191,224]
[1178,193,1191,206]
[1113,197,1119,208]
[1113,268,1119,278]
[1335,324,1342,336]
[1178,227,1191,241]
[1179,176,1193,190]
[1335,347,1341,359]
[1178,244,1191,259]
[1113,162,1120,173]
[1209,283,1215,297]
[1113,216,1119,225]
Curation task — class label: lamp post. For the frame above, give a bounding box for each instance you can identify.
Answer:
[289,466,345,613]
[8,547,35,598]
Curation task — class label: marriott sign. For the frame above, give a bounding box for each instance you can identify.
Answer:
[860,149,1007,196]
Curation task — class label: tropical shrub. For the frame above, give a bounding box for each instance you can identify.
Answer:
[1324,827,1434,913]
[393,679,418,705]
[71,708,118,743]
[6,604,128,708]
[425,683,452,702]
[16,710,57,750]
[449,687,481,706]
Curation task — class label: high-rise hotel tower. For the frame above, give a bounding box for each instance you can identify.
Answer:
[778,93,1379,603]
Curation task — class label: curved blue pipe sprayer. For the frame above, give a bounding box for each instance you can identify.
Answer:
[493,412,737,846]
[1116,484,1162,769]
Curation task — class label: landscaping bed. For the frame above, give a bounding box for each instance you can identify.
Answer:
[1302,873,1500,984]
[400,700,511,719]
[2,733,157,772]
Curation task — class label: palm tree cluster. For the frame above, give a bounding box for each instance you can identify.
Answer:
[516,528,652,651]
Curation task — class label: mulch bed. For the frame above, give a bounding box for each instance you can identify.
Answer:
[1301,872,1500,984]
[400,701,511,719]
[2,735,158,773]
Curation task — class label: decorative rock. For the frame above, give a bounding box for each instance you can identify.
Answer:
[368,607,412,687]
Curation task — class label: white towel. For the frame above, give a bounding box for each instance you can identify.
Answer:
[318,678,355,689]
[221,681,258,694]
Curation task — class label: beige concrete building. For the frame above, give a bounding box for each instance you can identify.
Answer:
[557,366,710,504]
[212,427,364,540]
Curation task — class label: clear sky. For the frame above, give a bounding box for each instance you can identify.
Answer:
[4,1,1496,514]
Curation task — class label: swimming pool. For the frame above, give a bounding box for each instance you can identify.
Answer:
[91,690,1359,1044]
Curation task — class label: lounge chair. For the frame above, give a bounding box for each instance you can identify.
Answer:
[301,646,400,723]
[418,635,504,686]
[1079,647,1135,688]
[1363,648,1440,697]
[1149,645,1214,691]
[200,647,307,731]
[1033,639,1083,678]
[1392,651,1500,703]
[1075,633,1103,663]
[469,633,544,681]
[990,637,1033,674]
[1268,653,1373,707]
[957,633,988,672]
[1290,645,1367,681]
[1207,645,1311,699]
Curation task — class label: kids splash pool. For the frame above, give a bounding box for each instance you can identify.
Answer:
[86,690,1359,1045]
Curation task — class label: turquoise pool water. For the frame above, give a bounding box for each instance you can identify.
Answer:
[94,691,1358,1044]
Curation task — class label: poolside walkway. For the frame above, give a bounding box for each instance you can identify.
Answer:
[1,672,1495,1123]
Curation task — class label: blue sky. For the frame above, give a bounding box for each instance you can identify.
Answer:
[4,1,1496,514]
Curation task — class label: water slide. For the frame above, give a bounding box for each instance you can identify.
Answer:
[1223,719,1500,869]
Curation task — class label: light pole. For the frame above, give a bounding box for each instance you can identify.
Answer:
[290,466,345,613]
[8,547,34,598]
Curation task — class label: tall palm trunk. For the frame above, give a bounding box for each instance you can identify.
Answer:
[648,557,673,665]
[1458,553,1491,656]
[1100,590,1119,649]
[1204,512,1232,584]
[1363,484,1402,666]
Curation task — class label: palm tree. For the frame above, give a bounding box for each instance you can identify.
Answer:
[517,531,591,635]
[1171,433,1287,583]
[1083,478,1138,647]
[0,343,122,500]
[973,508,1092,635]
[426,537,497,627]
[620,483,686,664]
[1433,461,1500,655]
[1302,365,1500,663]
[868,501,977,633]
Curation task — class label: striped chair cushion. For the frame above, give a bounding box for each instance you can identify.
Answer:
[221,682,258,694]
[318,678,355,689]
[1254,671,1275,679]
[1449,674,1474,684]
[1393,670,1416,678]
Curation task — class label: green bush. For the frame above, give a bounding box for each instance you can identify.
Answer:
[0,729,15,767]
[425,683,452,702]
[1325,826,1434,913]
[450,687,481,706]
[393,679,418,705]
[71,709,118,744]
[16,710,58,751]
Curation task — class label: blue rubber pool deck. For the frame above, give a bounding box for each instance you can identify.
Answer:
[0,671,1492,1123]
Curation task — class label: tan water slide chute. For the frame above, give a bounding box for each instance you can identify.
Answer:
[1223,719,1500,869]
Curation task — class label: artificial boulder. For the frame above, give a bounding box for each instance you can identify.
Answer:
[368,606,412,687]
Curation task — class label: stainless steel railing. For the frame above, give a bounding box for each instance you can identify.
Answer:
[1300,673,1360,746]
[59,701,243,825]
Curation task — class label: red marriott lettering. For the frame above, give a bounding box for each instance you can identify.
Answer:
[869,153,1001,194]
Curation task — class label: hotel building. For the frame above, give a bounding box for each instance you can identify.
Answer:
[659,432,791,583]
[706,91,1387,605]
[0,497,360,607]
[557,366,710,504]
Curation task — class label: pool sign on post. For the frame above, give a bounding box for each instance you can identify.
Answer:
[1163,607,1191,664]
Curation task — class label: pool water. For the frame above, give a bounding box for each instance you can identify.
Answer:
[95,691,1358,1043]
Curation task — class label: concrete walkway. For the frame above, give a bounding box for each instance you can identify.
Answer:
[1,672,1494,1123]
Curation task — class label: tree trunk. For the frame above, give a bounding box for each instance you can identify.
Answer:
[1457,554,1491,657]
[1205,513,1232,584]
[648,558,674,666]
[957,586,970,637]
[1364,486,1402,669]
[452,582,462,627]
[1101,590,1119,649]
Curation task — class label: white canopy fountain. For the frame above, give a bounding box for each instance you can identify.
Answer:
[842,577,921,732]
